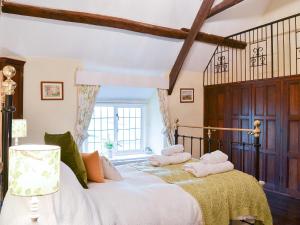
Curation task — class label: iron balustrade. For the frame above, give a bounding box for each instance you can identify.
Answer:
[204,13,300,86]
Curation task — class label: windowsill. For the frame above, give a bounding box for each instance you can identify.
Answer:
[109,153,153,165]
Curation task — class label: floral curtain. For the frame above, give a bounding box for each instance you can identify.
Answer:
[74,85,100,149]
[157,89,175,146]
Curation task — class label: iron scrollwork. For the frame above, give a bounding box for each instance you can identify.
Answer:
[250,46,267,67]
[214,53,229,73]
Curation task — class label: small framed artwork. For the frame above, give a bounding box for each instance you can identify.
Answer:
[41,81,64,100]
[180,88,194,103]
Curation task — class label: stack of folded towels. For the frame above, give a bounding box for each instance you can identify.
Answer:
[183,150,234,178]
[149,144,191,167]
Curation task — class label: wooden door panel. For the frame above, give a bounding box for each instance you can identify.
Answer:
[283,80,300,197]
[254,86,264,116]
[242,87,250,116]
[252,81,281,192]
[266,86,276,116]
[266,120,276,151]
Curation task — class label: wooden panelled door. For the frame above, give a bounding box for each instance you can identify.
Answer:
[283,79,300,198]
[228,84,253,175]
[252,81,281,192]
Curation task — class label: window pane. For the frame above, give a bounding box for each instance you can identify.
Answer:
[136,118,141,128]
[94,135,100,143]
[130,108,136,117]
[108,118,114,129]
[124,118,130,129]
[130,129,135,140]
[124,130,129,140]
[136,129,141,139]
[124,108,130,117]
[108,130,114,141]
[94,106,101,117]
[108,107,114,117]
[102,131,108,140]
[95,119,101,130]
[136,108,141,117]
[101,107,108,117]
[101,118,108,130]
[130,118,136,128]
[118,130,123,141]
[118,118,124,129]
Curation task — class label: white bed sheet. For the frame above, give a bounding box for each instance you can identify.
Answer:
[87,165,202,225]
[0,163,202,225]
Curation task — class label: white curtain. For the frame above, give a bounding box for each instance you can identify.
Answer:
[74,85,100,149]
[157,89,175,146]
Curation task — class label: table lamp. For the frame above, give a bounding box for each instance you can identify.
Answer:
[12,119,27,145]
[9,145,61,223]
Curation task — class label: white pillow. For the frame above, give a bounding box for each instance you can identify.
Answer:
[101,156,123,181]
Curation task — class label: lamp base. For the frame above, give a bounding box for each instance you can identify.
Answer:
[29,196,39,223]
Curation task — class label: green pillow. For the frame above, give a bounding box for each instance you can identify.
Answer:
[44,131,88,189]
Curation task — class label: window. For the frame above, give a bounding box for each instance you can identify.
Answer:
[84,104,145,155]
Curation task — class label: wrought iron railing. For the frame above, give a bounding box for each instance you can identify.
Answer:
[204,13,300,86]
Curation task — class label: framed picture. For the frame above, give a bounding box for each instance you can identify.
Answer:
[180,88,194,103]
[41,81,64,100]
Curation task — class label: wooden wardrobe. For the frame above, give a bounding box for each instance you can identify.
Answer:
[204,75,300,199]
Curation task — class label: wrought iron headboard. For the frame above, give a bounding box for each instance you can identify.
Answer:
[174,120,262,181]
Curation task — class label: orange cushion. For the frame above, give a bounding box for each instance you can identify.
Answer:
[81,151,104,183]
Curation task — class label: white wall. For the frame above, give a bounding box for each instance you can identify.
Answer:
[167,70,204,157]
[146,91,164,154]
[22,57,81,144]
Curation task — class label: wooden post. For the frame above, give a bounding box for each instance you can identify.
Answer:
[174,119,179,145]
[1,66,17,198]
[253,120,261,181]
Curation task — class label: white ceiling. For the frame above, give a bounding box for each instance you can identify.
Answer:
[0,0,293,76]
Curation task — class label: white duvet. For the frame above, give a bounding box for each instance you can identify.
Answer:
[0,163,202,225]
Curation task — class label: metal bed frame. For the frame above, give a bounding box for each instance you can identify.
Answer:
[174,119,262,181]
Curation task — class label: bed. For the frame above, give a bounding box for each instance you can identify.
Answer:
[0,121,272,225]
[0,161,272,225]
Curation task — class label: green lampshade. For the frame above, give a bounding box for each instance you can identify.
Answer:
[9,145,61,197]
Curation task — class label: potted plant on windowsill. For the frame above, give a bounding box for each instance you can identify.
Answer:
[105,140,114,158]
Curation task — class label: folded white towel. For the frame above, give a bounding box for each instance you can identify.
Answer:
[183,161,234,178]
[200,150,228,164]
[161,144,184,156]
[149,152,191,167]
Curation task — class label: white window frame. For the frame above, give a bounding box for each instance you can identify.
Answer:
[85,102,146,156]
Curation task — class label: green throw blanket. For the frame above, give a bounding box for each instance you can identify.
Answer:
[131,161,272,225]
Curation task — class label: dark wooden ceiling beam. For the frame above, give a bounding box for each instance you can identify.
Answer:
[181,28,246,49]
[168,0,216,95]
[208,0,245,18]
[2,2,246,49]
[168,0,246,95]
